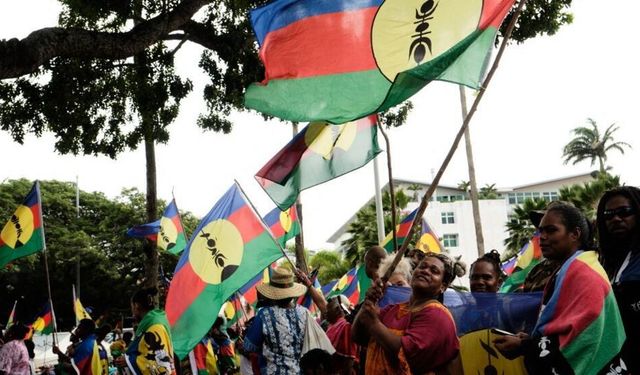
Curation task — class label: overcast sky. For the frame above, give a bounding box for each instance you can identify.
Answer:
[1,1,638,251]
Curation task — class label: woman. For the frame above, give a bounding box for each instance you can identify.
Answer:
[0,324,30,375]
[596,186,640,373]
[326,295,358,375]
[494,201,627,374]
[377,256,412,287]
[123,287,176,375]
[469,250,504,293]
[352,252,465,374]
[244,266,333,375]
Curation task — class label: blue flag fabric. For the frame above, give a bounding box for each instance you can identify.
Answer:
[378,286,542,336]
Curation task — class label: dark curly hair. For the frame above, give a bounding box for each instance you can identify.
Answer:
[470,249,506,281]
[596,186,640,276]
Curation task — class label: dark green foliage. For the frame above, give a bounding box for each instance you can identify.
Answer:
[0,179,198,331]
[308,250,351,286]
[501,0,574,43]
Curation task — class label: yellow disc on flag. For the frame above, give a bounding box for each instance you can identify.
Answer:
[158,217,178,251]
[459,329,528,375]
[305,122,357,159]
[1,207,35,249]
[279,210,292,233]
[416,233,440,253]
[189,219,243,284]
[372,0,482,81]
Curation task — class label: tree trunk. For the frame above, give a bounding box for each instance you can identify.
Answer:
[459,86,485,257]
[143,130,159,289]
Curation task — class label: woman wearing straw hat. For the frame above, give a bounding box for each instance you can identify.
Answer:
[243,266,328,375]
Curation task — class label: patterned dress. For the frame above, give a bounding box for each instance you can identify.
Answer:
[244,305,308,375]
[0,339,31,375]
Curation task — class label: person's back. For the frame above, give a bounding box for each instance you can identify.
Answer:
[258,305,307,373]
[0,324,30,375]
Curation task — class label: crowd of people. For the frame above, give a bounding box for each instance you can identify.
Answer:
[1,186,639,374]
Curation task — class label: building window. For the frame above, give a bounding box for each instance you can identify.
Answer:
[441,212,455,224]
[443,234,458,247]
[508,191,559,204]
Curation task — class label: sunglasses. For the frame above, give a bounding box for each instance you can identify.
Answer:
[603,206,636,220]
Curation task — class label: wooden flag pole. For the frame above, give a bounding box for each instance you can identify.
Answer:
[382,0,528,282]
[376,123,399,252]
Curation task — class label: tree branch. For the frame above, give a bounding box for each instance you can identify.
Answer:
[0,0,213,79]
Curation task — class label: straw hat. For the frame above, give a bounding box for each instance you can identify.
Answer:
[256,266,307,300]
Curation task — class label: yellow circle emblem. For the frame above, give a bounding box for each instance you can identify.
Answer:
[416,233,441,253]
[0,206,34,249]
[189,219,243,284]
[279,210,293,233]
[305,122,357,159]
[372,0,482,81]
[158,217,178,252]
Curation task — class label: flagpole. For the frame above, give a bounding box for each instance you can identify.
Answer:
[233,180,297,267]
[291,123,309,273]
[372,156,386,243]
[376,123,399,252]
[36,181,58,346]
[75,175,81,299]
[382,0,528,282]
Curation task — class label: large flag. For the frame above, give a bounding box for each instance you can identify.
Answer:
[5,300,17,330]
[245,0,516,124]
[31,301,55,336]
[158,199,188,255]
[0,181,45,268]
[262,206,301,247]
[73,285,92,324]
[381,208,418,252]
[500,232,542,292]
[531,251,626,374]
[256,115,381,210]
[165,183,284,359]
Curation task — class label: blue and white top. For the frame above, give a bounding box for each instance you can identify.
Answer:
[244,305,308,375]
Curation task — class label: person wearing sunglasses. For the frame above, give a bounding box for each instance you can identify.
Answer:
[596,186,640,373]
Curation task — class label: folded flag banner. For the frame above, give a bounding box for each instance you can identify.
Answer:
[166,183,283,359]
[159,199,187,255]
[530,251,626,374]
[415,218,444,253]
[246,0,516,124]
[31,301,54,335]
[262,206,300,247]
[0,181,45,268]
[381,208,418,252]
[72,334,103,375]
[126,220,160,242]
[500,232,542,292]
[73,285,92,324]
[256,115,381,210]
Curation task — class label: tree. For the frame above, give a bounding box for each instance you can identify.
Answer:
[0,179,198,330]
[457,180,471,195]
[341,189,410,266]
[308,250,351,286]
[407,183,422,201]
[503,198,548,257]
[562,118,631,174]
[479,183,499,199]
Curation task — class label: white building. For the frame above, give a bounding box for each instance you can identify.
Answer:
[326,173,595,287]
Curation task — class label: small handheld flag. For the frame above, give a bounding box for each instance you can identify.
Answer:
[73,285,92,324]
[5,300,17,330]
[158,199,187,255]
[262,206,300,247]
[0,181,45,268]
[30,301,55,336]
[256,115,381,210]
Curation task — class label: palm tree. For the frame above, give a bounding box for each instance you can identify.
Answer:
[562,118,631,173]
[558,173,620,220]
[407,183,422,201]
[504,198,548,257]
[479,183,499,199]
[457,180,471,195]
